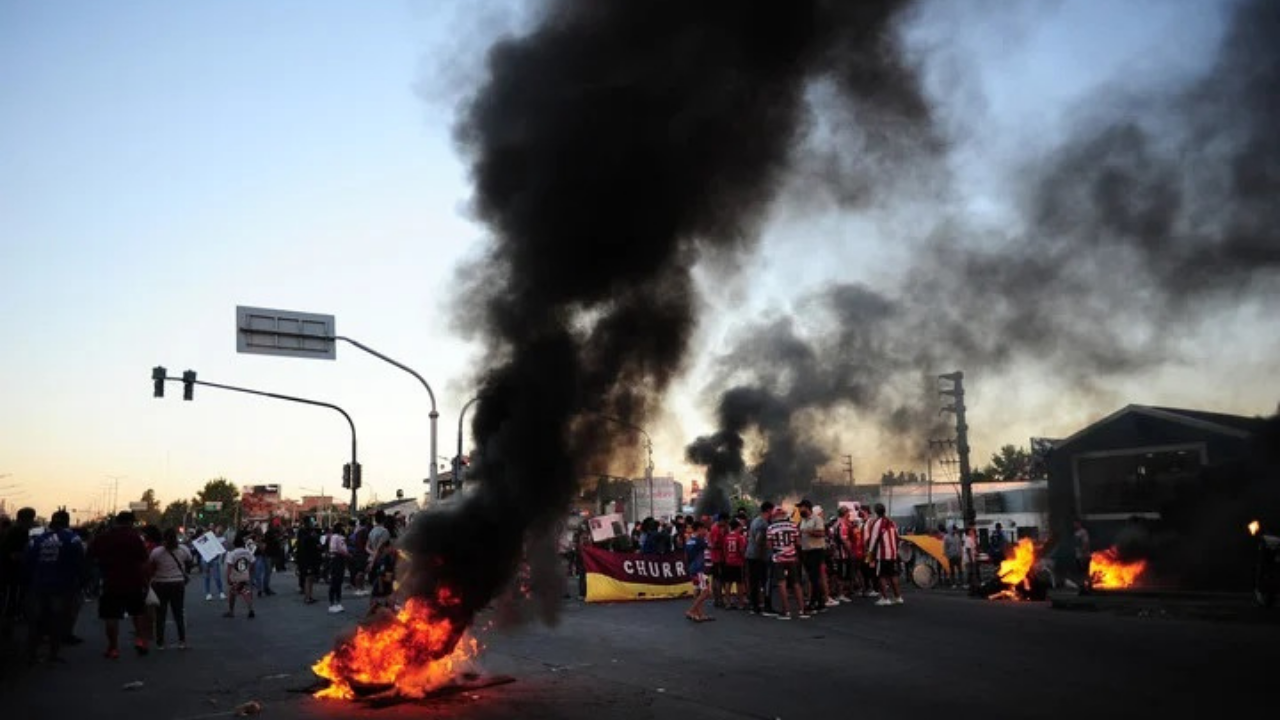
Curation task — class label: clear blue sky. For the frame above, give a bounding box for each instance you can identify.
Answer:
[2,0,1271,519]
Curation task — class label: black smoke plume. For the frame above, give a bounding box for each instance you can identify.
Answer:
[690,0,1280,505]
[401,0,933,650]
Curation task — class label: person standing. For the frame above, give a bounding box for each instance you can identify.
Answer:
[89,512,152,658]
[326,522,349,614]
[148,528,192,650]
[943,527,964,588]
[295,518,321,605]
[25,510,84,663]
[202,525,226,601]
[796,500,826,612]
[744,501,774,616]
[682,521,713,623]
[223,535,255,619]
[766,506,805,619]
[963,526,980,588]
[1073,518,1092,594]
[1,508,36,647]
[866,503,903,606]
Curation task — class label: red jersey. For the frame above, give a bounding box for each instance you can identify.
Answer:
[866,516,899,561]
[707,523,725,563]
[723,530,746,567]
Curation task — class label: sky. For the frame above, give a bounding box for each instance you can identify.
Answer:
[2,0,1275,520]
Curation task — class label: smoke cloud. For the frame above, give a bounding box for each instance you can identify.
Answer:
[689,0,1280,506]
[402,0,934,649]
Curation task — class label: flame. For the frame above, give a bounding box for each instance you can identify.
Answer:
[988,538,1038,600]
[1089,546,1146,589]
[1248,520,1261,536]
[996,538,1037,586]
[311,593,481,700]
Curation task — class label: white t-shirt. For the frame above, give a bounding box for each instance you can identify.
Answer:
[225,548,254,584]
[962,535,977,565]
[366,525,391,557]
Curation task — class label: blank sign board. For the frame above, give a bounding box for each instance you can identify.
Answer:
[236,305,336,360]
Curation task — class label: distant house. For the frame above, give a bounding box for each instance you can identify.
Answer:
[1042,404,1269,549]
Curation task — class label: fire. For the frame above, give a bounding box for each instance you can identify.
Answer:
[311,594,481,700]
[996,538,1037,586]
[1248,520,1261,536]
[1089,546,1146,589]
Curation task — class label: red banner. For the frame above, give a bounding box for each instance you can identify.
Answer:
[580,545,693,602]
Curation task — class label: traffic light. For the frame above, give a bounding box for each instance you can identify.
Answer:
[152,366,167,398]
[342,462,362,489]
[182,370,197,401]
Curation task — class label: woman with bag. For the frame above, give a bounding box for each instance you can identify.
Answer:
[148,528,193,649]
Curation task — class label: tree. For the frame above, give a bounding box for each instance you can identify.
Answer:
[136,488,163,526]
[194,478,240,528]
[986,445,1033,482]
[160,500,190,529]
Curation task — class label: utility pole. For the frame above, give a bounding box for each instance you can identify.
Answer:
[452,395,482,499]
[841,455,854,485]
[938,372,975,528]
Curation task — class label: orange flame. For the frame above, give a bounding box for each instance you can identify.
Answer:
[1089,546,1146,589]
[1248,520,1261,536]
[996,538,1037,586]
[311,595,481,700]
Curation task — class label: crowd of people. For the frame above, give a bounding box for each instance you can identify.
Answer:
[677,500,907,622]
[0,506,407,668]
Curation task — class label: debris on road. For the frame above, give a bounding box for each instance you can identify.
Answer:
[234,701,262,716]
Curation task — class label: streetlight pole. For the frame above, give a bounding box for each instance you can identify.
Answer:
[330,335,439,500]
[454,395,482,497]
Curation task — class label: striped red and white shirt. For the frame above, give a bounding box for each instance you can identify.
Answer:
[864,516,899,562]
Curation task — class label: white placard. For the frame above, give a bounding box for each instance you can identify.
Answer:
[192,531,225,563]
[588,513,627,543]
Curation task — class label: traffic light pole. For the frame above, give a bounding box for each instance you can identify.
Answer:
[154,370,360,515]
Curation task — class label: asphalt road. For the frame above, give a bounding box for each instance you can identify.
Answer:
[3,574,1276,720]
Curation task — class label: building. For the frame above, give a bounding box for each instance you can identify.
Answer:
[1040,404,1276,589]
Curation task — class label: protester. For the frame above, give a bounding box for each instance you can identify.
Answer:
[683,521,713,623]
[203,524,226,601]
[1,508,36,647]
[223,534,255,619]
[24,510,84,663]
[148,527,192,650]
[767,506,806,620]
[865,503,903,605]
[89,511,151,658]
[326,521,349,614]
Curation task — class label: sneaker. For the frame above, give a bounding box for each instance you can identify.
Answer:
[178,642,189,650]
[328,604,344,614]
[825,598,840,607]
[775,614,791,621]
[205,593,213,601]
[875,598,894,606]
[894,597,904,605]
[798,613,812,619]
[155,644,166,651]
[248,610,256,619]
[219,592,227,600]
[353,589,370,597]
[104,648,120,660]
[762,609,780,617]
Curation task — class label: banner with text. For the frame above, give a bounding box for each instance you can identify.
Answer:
[581,545,693,603]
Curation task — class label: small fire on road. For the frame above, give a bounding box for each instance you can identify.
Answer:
[311,591,481,701]
[988,538,1040,601]
[1089,546,1147,589]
